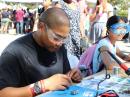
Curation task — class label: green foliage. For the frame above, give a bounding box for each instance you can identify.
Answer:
[6,2,39,9]
[117,10,128,17]
[108,0,129,10]
[108,0,123,5]
[108,0,129,17]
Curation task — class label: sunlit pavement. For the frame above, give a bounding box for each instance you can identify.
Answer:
[0,34,23,55]
[0,34,130,56]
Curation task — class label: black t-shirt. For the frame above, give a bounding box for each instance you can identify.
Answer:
[0,33,71,89]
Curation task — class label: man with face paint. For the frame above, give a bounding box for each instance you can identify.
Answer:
[0,8,82,97]
[92,16,130,73]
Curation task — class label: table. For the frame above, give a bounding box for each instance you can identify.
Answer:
[81,72,130,97]
[36,62,130,97]
[79,62,130,97]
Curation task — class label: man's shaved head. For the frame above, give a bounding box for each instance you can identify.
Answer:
[39,7,70,29]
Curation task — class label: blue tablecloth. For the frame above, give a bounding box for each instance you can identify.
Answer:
[36,85,103,97]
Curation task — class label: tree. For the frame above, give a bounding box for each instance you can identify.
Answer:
[108,0,129,10]
[108,0,129,17]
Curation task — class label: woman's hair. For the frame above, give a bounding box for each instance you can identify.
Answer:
[96,0,100,6]
[122,16,128,23]
[106,15,124,30]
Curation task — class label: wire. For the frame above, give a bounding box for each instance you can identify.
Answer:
[95,64,110,97]
[95,64,120,97]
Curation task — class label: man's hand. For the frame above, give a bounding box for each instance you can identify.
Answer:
[67,68,82,83]
[44,74,72,91]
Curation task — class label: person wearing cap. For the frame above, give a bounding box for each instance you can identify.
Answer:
[92,15,130,73]
[0,8,82,97]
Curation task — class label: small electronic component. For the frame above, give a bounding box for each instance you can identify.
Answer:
[70,90,79,95]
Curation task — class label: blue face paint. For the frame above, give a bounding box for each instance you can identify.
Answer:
[110,23,130,35]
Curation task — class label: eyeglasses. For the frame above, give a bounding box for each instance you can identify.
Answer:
[45,24,67,43]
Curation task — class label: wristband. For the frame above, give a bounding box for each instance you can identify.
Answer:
[29,84,35,96]
[40,80,46,93]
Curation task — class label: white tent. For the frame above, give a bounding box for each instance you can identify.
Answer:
[1,0,43,3]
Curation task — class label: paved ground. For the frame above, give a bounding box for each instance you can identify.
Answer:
[0,34,130,55]
[0,34,23,55]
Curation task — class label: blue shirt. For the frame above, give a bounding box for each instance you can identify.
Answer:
[92,37,117,73]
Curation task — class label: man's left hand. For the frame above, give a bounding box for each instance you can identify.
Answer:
[67,68,82,83]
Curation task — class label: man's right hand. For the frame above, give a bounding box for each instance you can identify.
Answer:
[44,74,72,91]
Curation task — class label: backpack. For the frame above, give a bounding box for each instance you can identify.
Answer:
[78,44,97,76]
